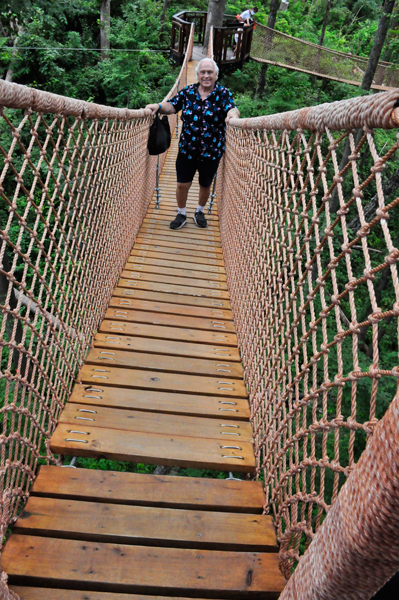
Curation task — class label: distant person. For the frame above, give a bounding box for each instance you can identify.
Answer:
[239,7,258,24]
[145,59,240,230]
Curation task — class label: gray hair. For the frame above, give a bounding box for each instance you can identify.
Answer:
[195,58,219,78]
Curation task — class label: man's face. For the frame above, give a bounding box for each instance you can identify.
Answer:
[198,61,217,91]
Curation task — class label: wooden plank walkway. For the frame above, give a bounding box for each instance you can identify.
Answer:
[5,467,285,599]
[2,61,286,599]
[47,68,254,474]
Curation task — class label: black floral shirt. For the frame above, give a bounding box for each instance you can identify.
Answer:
[167,83,236,161]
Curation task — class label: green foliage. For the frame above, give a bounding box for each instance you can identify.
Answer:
[64,457,238,479]
[0,0,179,107]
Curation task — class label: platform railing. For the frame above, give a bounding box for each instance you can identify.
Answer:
[171,10,252,71]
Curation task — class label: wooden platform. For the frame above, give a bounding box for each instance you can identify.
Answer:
[2,61,285,600]
[4,467,285,599]
[47,76,255,474]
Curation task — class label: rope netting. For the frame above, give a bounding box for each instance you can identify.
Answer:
[217,90,399,584]
[0,27,193,598]
[251,24,399,91]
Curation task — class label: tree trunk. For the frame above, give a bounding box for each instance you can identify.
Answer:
[361,0,396,90]
[348,166,399,232]
[100,0,111,60]
[203,0,227,54]
[5,23,23,83]
[160,0,170,25]
[312,0,332,83]
[255,0,280,97]
[0,247,28,376]
[318,0,332,46]
[382,11,399,61]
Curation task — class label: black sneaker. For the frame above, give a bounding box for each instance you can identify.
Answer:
[193,210,207,228]
[170,213,187,230]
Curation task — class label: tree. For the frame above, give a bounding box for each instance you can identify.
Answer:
[100,0,110,59]
[255,0,281,97]
[160,0,170,25]
[203,0,227,54]
[318,0,332,46]
[361,0,396,90]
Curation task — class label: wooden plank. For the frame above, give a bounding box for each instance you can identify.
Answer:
[117,279,230,300]
[11,588,225,600]
[93,333,240,362]
[128,255,226,274]
[141,219,220,234]
[132,244,223,260]
[3,536,285,598]
[137,234,222,250]
[99,320,237,347]
[50,424,256,472]
[120,270,228,291]
[112,287,231,309]
[112,287,231,310]
[145,213,219,223]
[15,497,277,552]
[103,308,235,333]
[124,263,227,282]
[86,347,243,378]
[59,403,253,441]
[143,215,219,226]
[135,238,223,254]
[31,466,265,512]
[79,365,247,398]
[69,384,250,421]
[140,226,221,243]
[108,297,233,321]
[131,249,225,266]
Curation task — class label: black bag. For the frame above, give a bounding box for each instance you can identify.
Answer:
[147,110,171,155]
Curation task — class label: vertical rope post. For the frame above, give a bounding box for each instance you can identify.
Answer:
[207,174,217,214]
[155,155,161,208]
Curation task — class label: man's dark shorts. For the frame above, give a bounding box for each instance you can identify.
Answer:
[176,153,220,188]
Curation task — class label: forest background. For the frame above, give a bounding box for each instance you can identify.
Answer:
[2,0,399,115]
[1,0,399,484]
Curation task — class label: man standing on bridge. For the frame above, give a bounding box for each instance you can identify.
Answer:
[145,58,240,230]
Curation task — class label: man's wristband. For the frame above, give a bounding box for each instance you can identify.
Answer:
[158,103,162,112]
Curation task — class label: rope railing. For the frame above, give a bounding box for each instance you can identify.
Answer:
[217,89,399,590]
[0,26,193,600]
[251,23,399,90]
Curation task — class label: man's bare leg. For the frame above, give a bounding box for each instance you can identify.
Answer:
[198,184,211,207]
[176,181,191,208]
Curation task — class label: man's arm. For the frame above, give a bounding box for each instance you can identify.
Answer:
[226,107,240,124]
[145,101,177,116]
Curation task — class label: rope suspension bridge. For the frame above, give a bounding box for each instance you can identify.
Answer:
[250,23,399,90]
[0,19,399,600]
